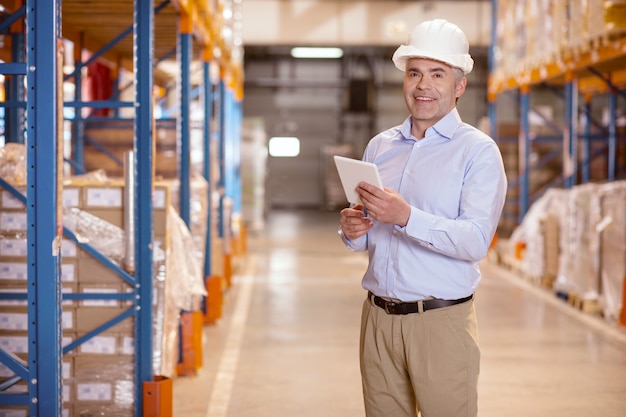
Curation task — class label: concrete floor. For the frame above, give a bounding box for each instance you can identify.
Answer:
[173,208,626,417]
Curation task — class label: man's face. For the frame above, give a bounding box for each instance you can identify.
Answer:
[403,57,466,135]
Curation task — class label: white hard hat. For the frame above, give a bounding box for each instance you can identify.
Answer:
[392,19,474,75]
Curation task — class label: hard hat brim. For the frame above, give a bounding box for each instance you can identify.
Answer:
[392,44,474,75]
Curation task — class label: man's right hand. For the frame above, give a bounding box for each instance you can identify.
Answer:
[339,205,373,240]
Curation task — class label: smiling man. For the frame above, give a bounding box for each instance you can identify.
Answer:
[338,19,508,417]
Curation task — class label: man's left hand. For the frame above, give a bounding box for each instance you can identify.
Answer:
[357,182,411,227]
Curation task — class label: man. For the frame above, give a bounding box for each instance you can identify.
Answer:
[338,19,507,417]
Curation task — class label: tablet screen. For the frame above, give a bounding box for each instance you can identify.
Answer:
[333,155,383,205]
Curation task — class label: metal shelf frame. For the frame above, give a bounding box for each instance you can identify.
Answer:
[488,0,626,226]
[0,1,63,414]
[0,1,155,415]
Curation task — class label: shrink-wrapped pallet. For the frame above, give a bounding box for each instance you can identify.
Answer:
[568,0,589,55]
[556,183,598,297]
[510,188,567,281]
[597,182,626,320]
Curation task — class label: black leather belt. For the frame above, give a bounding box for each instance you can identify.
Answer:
[369,291,473,315]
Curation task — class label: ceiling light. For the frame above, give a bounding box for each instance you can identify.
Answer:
[269,136,300,157]
[290,47,343,59]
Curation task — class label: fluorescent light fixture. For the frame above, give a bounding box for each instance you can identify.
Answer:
[269,136,300,157]
[290,47,343,59]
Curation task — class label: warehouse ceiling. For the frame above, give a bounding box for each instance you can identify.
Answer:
[0,0,490,87]
[241,1,492,48]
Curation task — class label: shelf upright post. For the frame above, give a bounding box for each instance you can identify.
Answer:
[178,10,193,227]
[224,83,235,220]
[218,65,227,239]
[608,86,617,181]
[581,93,592,183]
[202,48,213,279]
[6,12,25,144]
[223,80,232,205]
[563,72,578,188]
[133,0,155,415]
[519,85,530,222]
[25,0,63,414]
[232,94,242,216]
[71,32,85,173]
[488,0,498,142]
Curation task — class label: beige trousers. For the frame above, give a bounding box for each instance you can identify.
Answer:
[360,294,480,417]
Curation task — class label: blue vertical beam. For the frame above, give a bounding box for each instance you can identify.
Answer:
[133,0,154,415]
[202,57,213,277]
[563,74,577,188]
[179,15,192,227]
[6,31,26,143]
[72,33,85,172]
[519,86,530,222]
[223,86,237,231]
[608,88,617,181]
[224,88,234,203]
[488,0,498,141]
[232,99,242,214]
[581,95,591,183]
[26,0,62,414]
[218,75,226,238]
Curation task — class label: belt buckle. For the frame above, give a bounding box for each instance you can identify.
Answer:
[384,300,396,314]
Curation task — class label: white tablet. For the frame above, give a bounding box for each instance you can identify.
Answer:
[333,155,383,205]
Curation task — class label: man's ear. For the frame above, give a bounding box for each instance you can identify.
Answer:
[456,77,467,98]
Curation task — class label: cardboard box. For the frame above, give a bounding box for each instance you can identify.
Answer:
[77,257,127,285]
[0,211,27,232]
[82,207,124,229]
[77,332,119,355]
[73,355,135,410]
[72,403,134,417]
[75,306,134,334]
[0,238,27,258]
[0,261,28,282]
[0,187,26,209]
[0,331,28,353]
[63,186,82,208]
[84,187,123,209]
[74,354,134,381]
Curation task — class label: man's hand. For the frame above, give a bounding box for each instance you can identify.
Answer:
[339,205,373,240]
[357,182,411,227]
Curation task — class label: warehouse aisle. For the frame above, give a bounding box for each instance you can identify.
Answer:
[173,208,626,417]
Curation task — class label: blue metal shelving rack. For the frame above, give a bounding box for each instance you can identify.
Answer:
[488,0,626,227]
[0,1,155,415]
[0,0,242,413]
[0,1,63,414]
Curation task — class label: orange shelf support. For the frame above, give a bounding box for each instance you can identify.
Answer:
[176,311,202,376]
[205,275,223,324]
[224,253,233,288]
[489,36,626,95]
[143,376,173,417]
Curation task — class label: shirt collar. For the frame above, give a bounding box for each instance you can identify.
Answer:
[399,108,462,141]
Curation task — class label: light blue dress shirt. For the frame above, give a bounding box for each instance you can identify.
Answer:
[341,108,507,301]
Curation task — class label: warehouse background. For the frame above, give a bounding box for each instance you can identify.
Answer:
[1,1,626,416]
[240,1,499,210]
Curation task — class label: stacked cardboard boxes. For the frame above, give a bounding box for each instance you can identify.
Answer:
[0,174,208,416]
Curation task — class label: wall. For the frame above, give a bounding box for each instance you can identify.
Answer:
[243,50,489,209]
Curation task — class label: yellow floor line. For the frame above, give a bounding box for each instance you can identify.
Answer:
[205,255,257,417]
